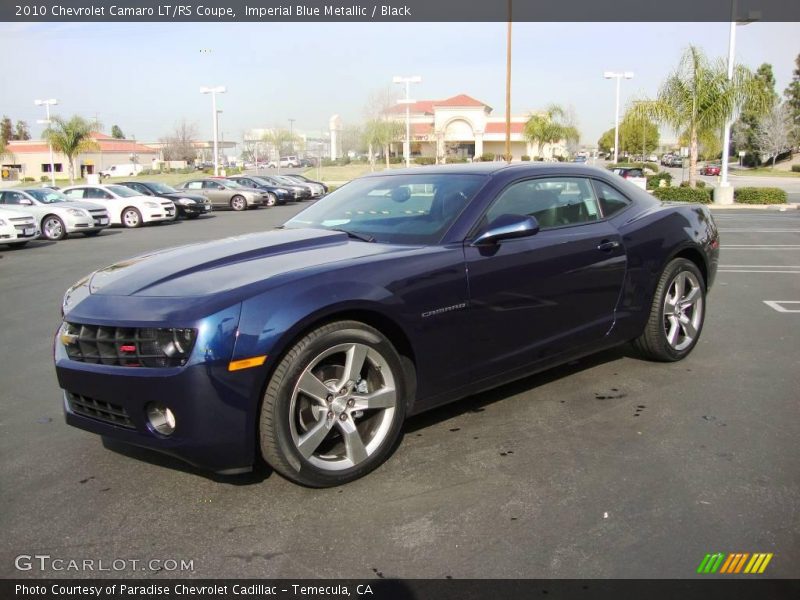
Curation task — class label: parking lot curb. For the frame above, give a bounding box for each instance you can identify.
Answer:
[708,203,799,211]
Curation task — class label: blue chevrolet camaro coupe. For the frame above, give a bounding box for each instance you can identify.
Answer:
[55,163,719,487]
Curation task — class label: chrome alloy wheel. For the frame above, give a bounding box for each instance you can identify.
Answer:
[289,342,397,471]
[663,270,704,352]
[42,216,65,240]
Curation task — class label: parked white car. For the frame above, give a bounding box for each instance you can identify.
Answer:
[61,184,175,228]
[267,156,300,168]
[99,164,144,178]
[0,207,39,247]
[0,188,110,240]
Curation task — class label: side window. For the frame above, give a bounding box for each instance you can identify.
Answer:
[3,192,25,205]
[128,183,146,194]
[485,177,600,230]
[64,189,86,199]
[185,181,203,190]
[593,180,631,218]
[86,188,112,200]
[203,181,222,190]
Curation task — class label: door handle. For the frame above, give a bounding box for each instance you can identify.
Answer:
[597,240,620,252]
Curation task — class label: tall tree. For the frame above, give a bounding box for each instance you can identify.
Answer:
[159,120,198,163]
[363,119,403,169]
[523,105,579,159]
[619,109,660,156]
[755,103,793,167]
[0,116,12,146]
[42,115,99,184]
[111,125,126,139]
[733,63,778,155]
[262,128,297,168]
[633,46,772,187]
[14,120,30,140]
[784,53,800,144]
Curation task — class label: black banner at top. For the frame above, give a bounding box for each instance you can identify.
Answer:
[2,0,800,22]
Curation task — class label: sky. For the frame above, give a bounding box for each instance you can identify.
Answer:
[0,21,798,147]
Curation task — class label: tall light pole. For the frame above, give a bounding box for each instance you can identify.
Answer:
[505,0,512,162]
[603,71,634,164]
[288,118,295,156]
[216,110,223,166]
[393,75,422,168]
[200,85,226,176]
[718,1,757,204]
[34,99,58,186]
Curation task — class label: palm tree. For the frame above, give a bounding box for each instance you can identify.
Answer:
[632,46,772,187]
[523,104,579,159]
[42,116,99,184]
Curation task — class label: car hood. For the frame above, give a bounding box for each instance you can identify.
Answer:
[59,200,107,211]
[87,228,406,297]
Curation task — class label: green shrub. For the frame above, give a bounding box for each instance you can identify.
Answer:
[652,186,712,204]
[792,165,800,173]
[413,157,435,165]
[646,171,672,190]
[679,180,706,188]
[521,155,531,161]
[321,158,336,167]
[21,176,35,182]
[534,157,545,162]
[40,176,49,182]
[447,157,468,163]
[734,187,788,204]
[389,156,403,164]
[480,152,495,162]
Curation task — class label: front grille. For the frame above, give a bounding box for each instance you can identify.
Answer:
[9,216,35,233]
[67,392,134,429]
[89,210,108,225]
[60,323,197,368]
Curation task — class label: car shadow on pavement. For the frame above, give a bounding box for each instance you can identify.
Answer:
[101,437,274,485]
[403,345,636,435]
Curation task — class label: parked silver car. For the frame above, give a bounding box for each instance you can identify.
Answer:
[0,207,38,247]
[0,188,110,240]
[175,179,267,211]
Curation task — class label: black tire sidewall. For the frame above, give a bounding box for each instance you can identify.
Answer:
[262,323,407,487]
[651,258,706,361]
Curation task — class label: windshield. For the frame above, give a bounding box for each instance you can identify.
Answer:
[106,185,140,198]
[274,176,299,185]
[149,183,177,193]
[251,177,273,186]
[26,189,69,203]
[285,173,485,245]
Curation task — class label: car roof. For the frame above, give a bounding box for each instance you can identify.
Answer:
[361,162,617,178]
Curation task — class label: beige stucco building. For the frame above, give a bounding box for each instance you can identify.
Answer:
[386,94,568,161]
[3,133,159,181]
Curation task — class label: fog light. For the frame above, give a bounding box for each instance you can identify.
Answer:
[147,403,176,435]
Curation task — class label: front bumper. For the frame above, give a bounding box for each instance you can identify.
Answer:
[176,202,211,217]
[65,215,109,233]
[55,304,261,474]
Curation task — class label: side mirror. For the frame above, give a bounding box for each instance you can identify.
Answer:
[472,214,540,246]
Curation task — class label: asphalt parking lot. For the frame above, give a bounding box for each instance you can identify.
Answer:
[0,206,798,579]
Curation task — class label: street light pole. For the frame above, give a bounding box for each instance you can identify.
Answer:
[603,71,634,164]
[393,75,422,168]
[200,85,226,176]
[719,0,756,203]
[34,98,58,186]
[288,118,295,156]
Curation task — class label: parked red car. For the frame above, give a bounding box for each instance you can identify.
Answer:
[700,164,721,176]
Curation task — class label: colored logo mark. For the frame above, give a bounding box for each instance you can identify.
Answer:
[697,552,773,574]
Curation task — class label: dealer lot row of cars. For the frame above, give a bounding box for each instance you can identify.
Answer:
[0,173,327,247]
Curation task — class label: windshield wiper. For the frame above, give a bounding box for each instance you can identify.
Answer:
[330,228,375,243]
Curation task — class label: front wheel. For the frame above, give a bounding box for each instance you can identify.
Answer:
[265,193,277,207]
[121,207,142,228]
[260,321,407,487]
[42,215,67,240]
[633,258,706,362]
[230,195,247,211]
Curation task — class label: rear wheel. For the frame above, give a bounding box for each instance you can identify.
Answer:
[265,193,277,207]
[230,195,247,211]
[260,321,407,487]
[633,258,706,362]
[121,207,143,228]
[42,215,67,240]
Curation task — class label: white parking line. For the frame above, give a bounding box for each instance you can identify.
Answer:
[720,265,800,268]
[722,245,800,248]
[718,229,800,233]
[763,301,800,313]
[718,270,800,273]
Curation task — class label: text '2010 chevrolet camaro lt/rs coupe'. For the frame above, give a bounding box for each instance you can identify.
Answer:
[55,163,719,487]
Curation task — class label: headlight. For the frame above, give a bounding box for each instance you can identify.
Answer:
[67,208,87,217]
[144,201,159,208]
[61,274,92,316]
[178,198,194,205]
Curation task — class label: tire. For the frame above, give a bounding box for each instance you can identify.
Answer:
[260,321,407,487]
[230,195,247,211]
[633,258,706,362]
[121,207,143,228]
[265,193,277,207]
[42,215,67,240]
